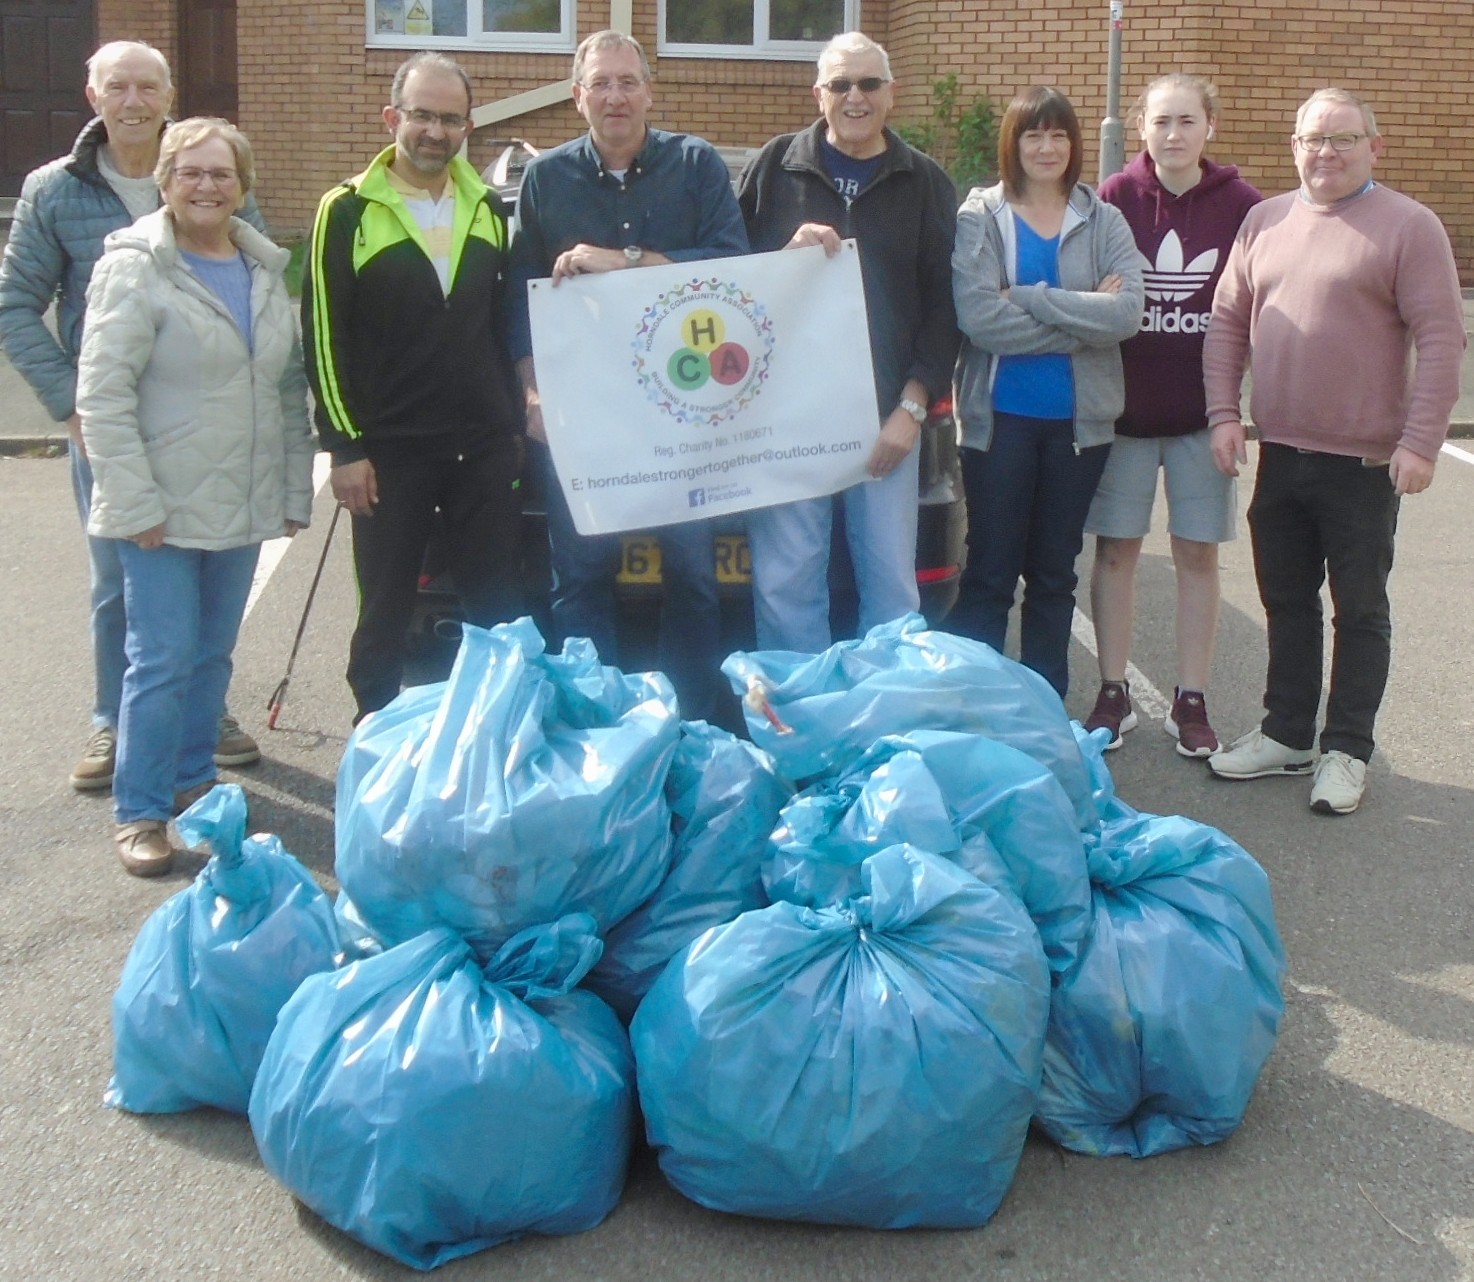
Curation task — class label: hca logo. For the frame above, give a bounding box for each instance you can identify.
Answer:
[668,310,751,391]
[632,278,775,426]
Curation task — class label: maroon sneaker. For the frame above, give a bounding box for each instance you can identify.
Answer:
[1166,687,1219,758]
[1084,681,1137,750]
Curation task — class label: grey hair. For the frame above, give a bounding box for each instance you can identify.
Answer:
[156,116,256,195]
[86,41,171,94]
[572,30,651,85]
[1295,87,1379,139]
[816,31,892,83]
[390,51,474,115]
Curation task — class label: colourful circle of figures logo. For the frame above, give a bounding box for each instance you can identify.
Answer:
[633,280,774,425]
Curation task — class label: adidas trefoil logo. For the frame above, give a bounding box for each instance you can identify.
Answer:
[1144,230,1216,303]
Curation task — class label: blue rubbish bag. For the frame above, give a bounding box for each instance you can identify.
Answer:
[766,729,1090,975]
[724,613,1098,830]
[586,721,790,1021]
[336,618,679,958]
[249,916,634,1271]
[105,785,340,1114]
[1037,730,1287,1156]
[633,845,1050,1228]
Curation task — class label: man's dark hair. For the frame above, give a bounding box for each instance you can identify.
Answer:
[391,51,474,115]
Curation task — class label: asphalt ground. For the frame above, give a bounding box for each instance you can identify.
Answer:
[2,407,1472,1280]
[3,270,1474,1279]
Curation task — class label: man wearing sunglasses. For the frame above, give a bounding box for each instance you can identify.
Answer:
[736,31,959,654]
[1203,88,1464,816]
[303,52,524,722]
[508,29,747,723]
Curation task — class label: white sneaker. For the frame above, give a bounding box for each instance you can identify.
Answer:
[1310,750,1366,815]
[1208,727,1317,780]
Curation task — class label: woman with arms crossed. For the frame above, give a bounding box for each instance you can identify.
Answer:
[950,87,1145,699]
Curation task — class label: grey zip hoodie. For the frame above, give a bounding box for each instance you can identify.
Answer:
[952,181,1146,451]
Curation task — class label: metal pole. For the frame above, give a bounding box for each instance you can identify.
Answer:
[1099,0,1126,182]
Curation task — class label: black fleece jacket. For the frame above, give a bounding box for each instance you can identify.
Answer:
[737,122,960,416]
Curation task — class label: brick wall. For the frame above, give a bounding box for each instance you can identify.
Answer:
[96,0,176,66]
[231,0,826,232]
[104,0,1474,279]
[885,0,1474,280]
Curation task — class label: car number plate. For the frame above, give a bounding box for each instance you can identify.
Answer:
[619,534,751,585]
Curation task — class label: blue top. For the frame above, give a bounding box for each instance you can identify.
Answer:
[818,137,883,208]
[993,219,1074,420]
[180,248,254,354]
[506,127,750,360]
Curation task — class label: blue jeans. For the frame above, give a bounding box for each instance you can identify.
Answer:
[748,447,920,654]
[542,447,720,722]
[71,448,127,730]
[950,415,1110,697]
[1249,443,1400,761]
[113,541,260,824]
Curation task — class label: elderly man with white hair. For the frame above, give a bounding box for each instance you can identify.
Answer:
[737,31,960,654]
[0,39,268,792]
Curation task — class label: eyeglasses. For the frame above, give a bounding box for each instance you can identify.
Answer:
[819,76,890,95]
[171,167,239,187]
[1292,133,1367,152]
[580,76,646,97]
[396,107,470,130]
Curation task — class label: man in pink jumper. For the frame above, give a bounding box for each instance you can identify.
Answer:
[1202,87,1464,815]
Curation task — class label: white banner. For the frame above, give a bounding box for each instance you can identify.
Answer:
[528,242,878,535]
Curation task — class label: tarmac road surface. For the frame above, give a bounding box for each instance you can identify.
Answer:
[1,436,1471,1282]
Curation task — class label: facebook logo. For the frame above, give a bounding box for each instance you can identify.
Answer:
[688,488,707,507]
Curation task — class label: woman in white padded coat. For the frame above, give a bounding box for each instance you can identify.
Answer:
[78,116,313,877]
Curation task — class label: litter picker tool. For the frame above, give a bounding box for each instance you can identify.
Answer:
[267,502,343,730]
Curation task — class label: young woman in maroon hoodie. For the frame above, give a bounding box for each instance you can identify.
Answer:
[1081,74,1261,755]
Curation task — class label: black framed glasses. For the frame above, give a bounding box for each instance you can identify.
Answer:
[1292,133,1367,152]
[819,76,890,96]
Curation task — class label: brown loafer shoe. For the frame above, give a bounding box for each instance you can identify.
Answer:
[172,780,219,816]
[114,820,173,878]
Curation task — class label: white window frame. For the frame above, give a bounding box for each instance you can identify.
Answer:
[366,0,576,53]
[657,0,858,61]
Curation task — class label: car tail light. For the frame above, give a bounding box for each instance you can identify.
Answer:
[927,394,953,418]
[915,565,960,585]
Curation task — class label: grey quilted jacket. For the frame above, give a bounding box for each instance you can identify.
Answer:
[0,117,266,422]
[77,209,314,549]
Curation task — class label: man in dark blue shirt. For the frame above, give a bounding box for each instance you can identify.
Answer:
[508,29,747,722]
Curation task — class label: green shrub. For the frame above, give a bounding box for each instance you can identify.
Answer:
[897,74,998,193]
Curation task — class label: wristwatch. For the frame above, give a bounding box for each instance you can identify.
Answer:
[624,245,644,266]
[899,397,927,425]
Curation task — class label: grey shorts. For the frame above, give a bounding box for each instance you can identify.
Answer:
[1084,427,1237,543]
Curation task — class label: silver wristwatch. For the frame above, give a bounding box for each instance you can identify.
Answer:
[899,397,927,425]
[624,245,644,266]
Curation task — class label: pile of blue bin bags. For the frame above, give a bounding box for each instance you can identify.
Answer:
[107,614,1286,1270]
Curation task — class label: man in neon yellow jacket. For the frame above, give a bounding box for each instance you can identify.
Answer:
[302,52,524,722]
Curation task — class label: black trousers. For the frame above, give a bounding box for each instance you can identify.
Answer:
[1248,443,1400,762]
[347,443,523,719]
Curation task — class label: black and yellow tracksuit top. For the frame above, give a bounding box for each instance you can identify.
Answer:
[302,147,522,465]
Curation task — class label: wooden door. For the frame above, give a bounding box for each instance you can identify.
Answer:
[177,0,236,120]
[0,0,93,197]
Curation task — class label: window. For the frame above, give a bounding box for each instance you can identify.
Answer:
[659,0,855,58]
[368,0,573,50]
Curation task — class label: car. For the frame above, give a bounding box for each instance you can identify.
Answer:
[411,140,968,667]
